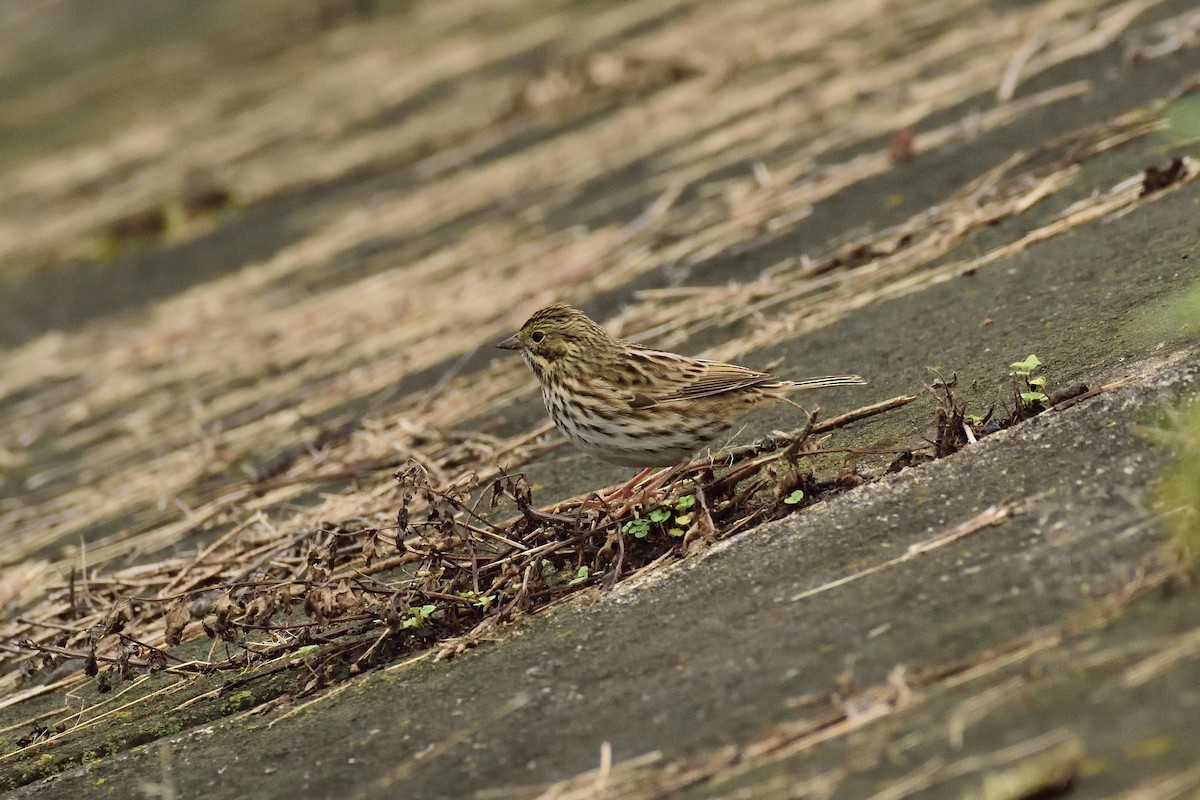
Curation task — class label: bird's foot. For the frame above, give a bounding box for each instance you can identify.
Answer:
[605,461,689,517]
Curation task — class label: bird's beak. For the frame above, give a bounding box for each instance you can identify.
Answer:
[496,335,522,351]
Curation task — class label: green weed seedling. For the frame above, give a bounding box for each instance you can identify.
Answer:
[459,591,496,609]
[783,489,805,505]
[401,604,438,629]
[622,494,698,539]
[1010,354,1050,405]
[622,518,652,539]
[1008,354,1052,424]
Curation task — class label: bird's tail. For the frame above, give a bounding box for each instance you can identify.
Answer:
[777,374,868,392]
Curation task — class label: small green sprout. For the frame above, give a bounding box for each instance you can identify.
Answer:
[1010,354,1050,408]
[622,518,652,538]
[401,604,438,629]
[624,494,701,539]
[784,489,805,505]
[965,413,985,425]
[1009,355,1042,376]
[566,566,591,586]
[460,591,496,608]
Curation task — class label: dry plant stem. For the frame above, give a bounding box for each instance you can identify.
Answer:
[704,459,770,498]
[1044,378,1129,414]
[556,393,918,509]
[599,467,657,503]
[704,394,919,494]
[791,505,1013,603]
[766,393,917,453]
[865,729,1082,800]
[607,529,627,588]
[158,516,263,596]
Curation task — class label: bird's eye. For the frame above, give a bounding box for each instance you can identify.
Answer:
[530,331,545,343]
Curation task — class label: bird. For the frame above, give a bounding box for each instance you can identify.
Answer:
[497,303,866,494]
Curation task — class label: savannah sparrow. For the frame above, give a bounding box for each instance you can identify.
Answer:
[498,303,866,469]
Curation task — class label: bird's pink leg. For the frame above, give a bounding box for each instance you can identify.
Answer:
[631,460,689,498]
[605,459,690,515]
[598,467,656,503]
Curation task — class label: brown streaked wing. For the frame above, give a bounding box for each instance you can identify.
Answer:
[624,350,776,408]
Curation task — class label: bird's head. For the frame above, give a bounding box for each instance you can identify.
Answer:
[496,303,613,374]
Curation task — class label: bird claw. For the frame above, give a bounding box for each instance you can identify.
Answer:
[605,462,691,518]
[596,467,657,504]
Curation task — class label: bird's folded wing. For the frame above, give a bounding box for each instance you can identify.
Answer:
[628,359,775,408]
